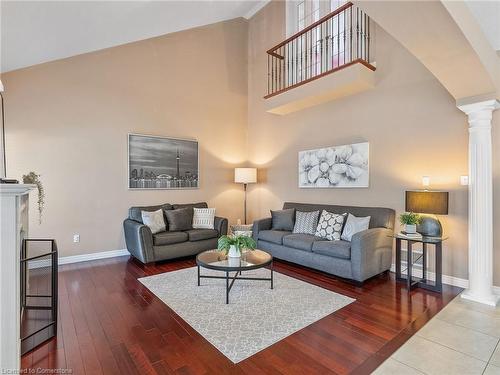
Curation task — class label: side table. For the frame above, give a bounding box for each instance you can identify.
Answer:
[391,233,448,293]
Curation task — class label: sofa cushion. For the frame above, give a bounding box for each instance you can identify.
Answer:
[258,230,291,245]
[153,231,188,246]
[192,208,216,229]
[129,203,173,223]
[165,208,193,231]
[186,229,219,242]
[283,233,325,251]
[141,209,166,234]
[312,240,351,259]
[341,213,371,241]
[271,208,295,231]
[293,210,320,235]
[315,210,346,241]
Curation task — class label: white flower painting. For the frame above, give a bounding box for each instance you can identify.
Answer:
[298,142,369,188]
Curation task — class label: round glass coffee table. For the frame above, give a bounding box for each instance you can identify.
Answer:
[196,249,273,304]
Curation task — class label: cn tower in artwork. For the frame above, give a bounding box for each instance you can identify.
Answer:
[176,148,180,179]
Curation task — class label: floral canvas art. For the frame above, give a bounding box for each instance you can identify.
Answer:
[298,142,369,188]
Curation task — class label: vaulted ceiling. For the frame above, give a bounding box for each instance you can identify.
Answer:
[0,0,268,73]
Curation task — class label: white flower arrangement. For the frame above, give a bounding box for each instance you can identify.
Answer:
[298,142,369,188]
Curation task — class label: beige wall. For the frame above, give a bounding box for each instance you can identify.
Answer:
[4,3,500,284]
[247,1,474,281]
[3,18,249,257]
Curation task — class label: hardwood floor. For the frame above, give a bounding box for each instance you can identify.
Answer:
[21,255,462,374]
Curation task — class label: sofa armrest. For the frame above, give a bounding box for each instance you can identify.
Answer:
[123,219,154,263]
[214,216,228,236]
[252,217,272,241]
[350,227,394,282]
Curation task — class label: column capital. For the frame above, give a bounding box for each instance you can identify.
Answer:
[458,99,499,128]
[457,99,500,116]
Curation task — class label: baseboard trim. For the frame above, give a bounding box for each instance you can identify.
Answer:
[59,249,130,265]
[390,263,469,289]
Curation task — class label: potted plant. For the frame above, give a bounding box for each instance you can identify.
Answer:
[22,172,45,225]
[217,234,257,258]
[399,212,422,234]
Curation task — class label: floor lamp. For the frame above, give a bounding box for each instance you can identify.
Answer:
[234,168,257,225]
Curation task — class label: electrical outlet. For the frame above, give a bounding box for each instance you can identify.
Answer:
[73,234,80,243]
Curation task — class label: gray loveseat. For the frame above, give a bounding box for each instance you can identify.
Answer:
[124,202,228,264]
[252,202,395,283]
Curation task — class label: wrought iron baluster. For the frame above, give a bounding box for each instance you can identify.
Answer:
[343,7,346,65]
[356,7,360,60]
[267,54,270,95]
[350,6,352,62]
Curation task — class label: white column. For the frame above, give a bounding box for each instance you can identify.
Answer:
[458,99,499,306]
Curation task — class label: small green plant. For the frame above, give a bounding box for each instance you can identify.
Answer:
[22,171,45,224]
[399,212,422,226]
[217,234,256,254]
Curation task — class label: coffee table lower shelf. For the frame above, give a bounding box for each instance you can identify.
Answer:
[197,266,274,304]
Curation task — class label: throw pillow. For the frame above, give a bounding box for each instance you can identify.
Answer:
[164,208,193,231]
[271,208,295,231]
[315,210,346,241]
[341,213,371,241]
[293,210,320,235]
[192,208,216,229]
[141,209,166,234]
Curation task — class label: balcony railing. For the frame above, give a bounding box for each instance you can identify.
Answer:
[265,2,375,98]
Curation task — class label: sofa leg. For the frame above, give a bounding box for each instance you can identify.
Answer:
[351,280,364,287]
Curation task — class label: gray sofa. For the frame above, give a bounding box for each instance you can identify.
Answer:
[123,202,228,263]
[252,202,395,283]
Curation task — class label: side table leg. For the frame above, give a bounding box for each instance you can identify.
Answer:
[422,243,427,282]
[197,265,200,286]
[436,242,443,292]
[396,238,402,280]
[226,271,229,304]
[407,241,413,291]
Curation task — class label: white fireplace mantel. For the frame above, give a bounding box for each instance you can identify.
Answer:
[0,184,34,372]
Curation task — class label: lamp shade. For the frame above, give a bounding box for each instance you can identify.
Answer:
[405,191,448,215]
[234,168,257,184]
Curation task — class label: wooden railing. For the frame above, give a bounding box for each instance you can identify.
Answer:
[265,2,375,98]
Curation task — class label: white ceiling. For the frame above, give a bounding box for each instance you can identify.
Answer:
[465,0,500,52]
[0,0,268,73]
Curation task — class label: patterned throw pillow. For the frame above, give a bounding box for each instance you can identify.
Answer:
[293,210,320,235]
[341,213,371,241]
[192,208,216,229]
[141,209,166,234]
[315,210,346,241]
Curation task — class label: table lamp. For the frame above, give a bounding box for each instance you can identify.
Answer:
[405,190,449,237]
[235,168,257,224]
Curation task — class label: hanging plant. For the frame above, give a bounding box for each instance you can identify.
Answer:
[22,171,45,224]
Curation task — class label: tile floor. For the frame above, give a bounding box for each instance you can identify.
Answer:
[374,295,500,375]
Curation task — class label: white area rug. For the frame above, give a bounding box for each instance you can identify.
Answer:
[139,267,355,363]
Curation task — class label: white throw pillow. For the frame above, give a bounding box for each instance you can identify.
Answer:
[141,209,166,234]
[341,213,371,241]
[315,210,346,241]
[192,208,216,229]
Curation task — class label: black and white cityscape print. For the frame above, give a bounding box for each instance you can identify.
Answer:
[128,134,199,189]
[299,142,369,188]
